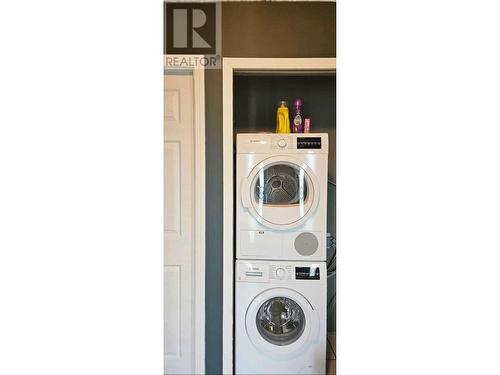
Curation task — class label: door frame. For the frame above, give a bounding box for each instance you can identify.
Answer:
[164,55,205,374]
[222,58,336,374]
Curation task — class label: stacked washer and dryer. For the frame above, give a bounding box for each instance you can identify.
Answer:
[235,133,329,374]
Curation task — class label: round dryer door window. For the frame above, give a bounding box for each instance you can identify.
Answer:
[256,297,305,346]
[254,164,308,206]
[243,156,320,230]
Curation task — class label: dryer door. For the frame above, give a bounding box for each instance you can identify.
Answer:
[245,288,319,359]
[242,156,320,230]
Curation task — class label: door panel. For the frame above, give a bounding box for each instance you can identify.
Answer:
[164,74,195,374]
[164,142,181,234]
[164,265,181,357]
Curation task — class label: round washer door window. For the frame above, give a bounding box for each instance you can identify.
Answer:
[256,296,305,346]
[245,288,319,359]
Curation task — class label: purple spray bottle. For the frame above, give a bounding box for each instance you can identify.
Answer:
[291,98,303,133]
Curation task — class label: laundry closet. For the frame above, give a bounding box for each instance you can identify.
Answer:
[222,58,336,374]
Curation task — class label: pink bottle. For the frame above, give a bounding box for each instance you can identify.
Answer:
[303,118,311,133]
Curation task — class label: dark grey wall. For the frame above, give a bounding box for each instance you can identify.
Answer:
[234,75,335,130]
[204,3,336,373]
[204,68,223,374]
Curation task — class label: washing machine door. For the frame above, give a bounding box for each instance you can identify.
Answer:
[241,156,320,230]
[245,288,319,359]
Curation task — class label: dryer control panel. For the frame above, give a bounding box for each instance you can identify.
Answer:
[237,133,328,154]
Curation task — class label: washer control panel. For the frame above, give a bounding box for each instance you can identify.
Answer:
[236,261,323,283]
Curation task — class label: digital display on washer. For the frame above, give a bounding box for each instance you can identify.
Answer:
[297,137,322,149]
[295,266,320,280]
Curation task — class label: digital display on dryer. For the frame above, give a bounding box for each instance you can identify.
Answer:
[297,137,322,149]
[295,266,320,280]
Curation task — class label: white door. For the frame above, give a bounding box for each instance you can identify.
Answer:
[164,73,196,374]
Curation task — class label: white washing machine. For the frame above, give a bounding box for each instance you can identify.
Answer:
[235,260,326,374]
[236,133,328,261]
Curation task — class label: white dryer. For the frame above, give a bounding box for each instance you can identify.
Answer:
[236,133,328,261]
[235,260,326,374]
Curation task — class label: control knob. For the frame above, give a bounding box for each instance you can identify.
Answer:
[276,267,286,279]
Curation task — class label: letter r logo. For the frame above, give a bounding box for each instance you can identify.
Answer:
[165,3,216,54]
